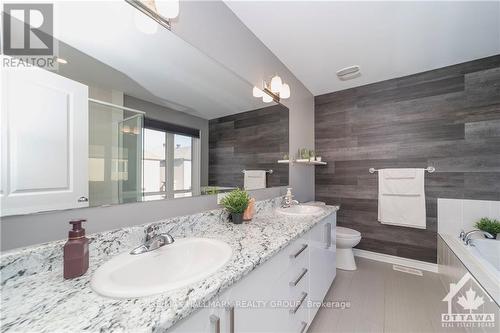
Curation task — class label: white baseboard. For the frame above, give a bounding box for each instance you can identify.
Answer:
[353,249,438,273]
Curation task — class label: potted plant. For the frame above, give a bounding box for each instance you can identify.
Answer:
[220,188,250,224]
[309,150,316,162]
[474,217,500,239]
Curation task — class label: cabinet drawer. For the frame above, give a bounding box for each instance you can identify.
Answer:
[286,241,309,270]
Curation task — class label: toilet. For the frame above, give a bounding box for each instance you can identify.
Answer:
[336,226,362,270]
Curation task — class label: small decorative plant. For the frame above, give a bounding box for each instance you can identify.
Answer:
[300,148,310,159]
[220,188,250,224]
[309,150,316,161]
[474,217,500,239]
[205,186,219,195]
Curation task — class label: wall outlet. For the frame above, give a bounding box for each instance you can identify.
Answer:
[217,192,229,205]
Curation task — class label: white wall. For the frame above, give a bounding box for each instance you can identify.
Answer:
[438,198,500,237]
[172,0,315,202]
[0,1,314,251]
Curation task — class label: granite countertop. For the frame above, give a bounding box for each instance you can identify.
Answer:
[1,198,339,332]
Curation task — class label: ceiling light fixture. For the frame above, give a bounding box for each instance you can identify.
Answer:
[55,57,68,64]
[336,65,361,81]
[126,0,179,31]
[253,75,290,103]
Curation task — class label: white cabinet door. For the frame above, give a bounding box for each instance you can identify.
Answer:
[308,215,337,321]
[169,303,222,333]
[1,67,89,216]
[218,258,287,333]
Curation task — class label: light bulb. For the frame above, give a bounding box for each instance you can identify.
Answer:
[280,83,290,99]
[252,86,264,98]
[155,0,180,19]
[262,93,273,103]
[134,11,158,34]
[270,75,283,93]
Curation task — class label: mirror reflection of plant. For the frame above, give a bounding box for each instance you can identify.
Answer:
[475,217,500,238]
[220,188,250,214]
[206,187,219,195]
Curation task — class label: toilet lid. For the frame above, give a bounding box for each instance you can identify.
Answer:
[336,226,361,239]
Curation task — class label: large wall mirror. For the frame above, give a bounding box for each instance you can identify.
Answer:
[1,1,289,216]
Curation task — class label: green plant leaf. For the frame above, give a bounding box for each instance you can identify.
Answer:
[474,217,500,236]
[220,188,250,214]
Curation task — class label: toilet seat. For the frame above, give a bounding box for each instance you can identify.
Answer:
[336,226,361,239]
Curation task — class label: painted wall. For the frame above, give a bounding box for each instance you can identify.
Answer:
[315,55,500,263]
[438,198,500,238]
[124,95,209,186]
[209,104,289,188]
[173,0,315,202]
[0,1,310,251]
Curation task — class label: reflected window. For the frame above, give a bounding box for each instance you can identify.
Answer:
[143,128,166,194]
[142,121,199,199]
[174,134,192,196]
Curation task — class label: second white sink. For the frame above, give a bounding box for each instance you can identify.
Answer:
[276,205,324,216]
[91,237,232,299]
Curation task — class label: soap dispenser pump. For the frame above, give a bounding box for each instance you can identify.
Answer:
[63,219,89,279]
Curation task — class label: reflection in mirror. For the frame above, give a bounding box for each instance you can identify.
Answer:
[0,1,289,216]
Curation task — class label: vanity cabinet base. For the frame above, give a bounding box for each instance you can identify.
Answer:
[171,212,337,333]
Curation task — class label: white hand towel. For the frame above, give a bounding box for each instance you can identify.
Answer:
[244,170,266,190]
[378,168,426,229]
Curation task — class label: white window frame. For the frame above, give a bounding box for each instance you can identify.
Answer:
[142,128,200,199]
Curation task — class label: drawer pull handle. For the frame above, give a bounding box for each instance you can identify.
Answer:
[289,268,308,287]
[299,321,308,333]
[290,292,308,314]
[290,244,308,259]
[226,305,234,333]
[325,222,332,249]
[210,314,220,333]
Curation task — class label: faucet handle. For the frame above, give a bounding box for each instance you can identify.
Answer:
[144,225,156,242]
[459,230,466,241]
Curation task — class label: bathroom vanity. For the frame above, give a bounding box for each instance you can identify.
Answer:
[0,198,338,332]
[171,206,337,333]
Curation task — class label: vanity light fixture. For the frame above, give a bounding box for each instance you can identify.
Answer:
[126,0,179,31]
[253,75,290,103]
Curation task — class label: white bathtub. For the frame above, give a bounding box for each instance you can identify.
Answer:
[439,234,500,305]
[468,238,500,279]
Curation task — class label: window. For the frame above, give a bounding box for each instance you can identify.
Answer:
[142,119,200,199]
[143,128,166,194]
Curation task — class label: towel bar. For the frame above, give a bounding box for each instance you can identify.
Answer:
[242,169,273,174]
[369,166,435,174]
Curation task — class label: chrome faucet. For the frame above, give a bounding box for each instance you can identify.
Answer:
[282,188,299,208]
[130,225,174,255]
[462,229,494,246]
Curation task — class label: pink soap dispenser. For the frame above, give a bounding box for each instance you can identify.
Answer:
[63,219,89,279]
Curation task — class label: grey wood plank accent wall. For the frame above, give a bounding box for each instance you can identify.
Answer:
[209,104,289,188]
[315,55,500,263]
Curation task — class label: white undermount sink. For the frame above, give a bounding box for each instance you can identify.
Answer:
[91,237,232,299]
[276,205,324,216]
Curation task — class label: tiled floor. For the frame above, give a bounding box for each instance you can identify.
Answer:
[308,257,490,333]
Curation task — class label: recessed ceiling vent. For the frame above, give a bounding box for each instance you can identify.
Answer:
[336,65,361,81]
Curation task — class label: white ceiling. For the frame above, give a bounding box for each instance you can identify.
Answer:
[226,1,500,96]
[50,1,268,119]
